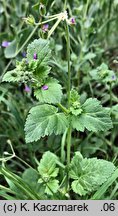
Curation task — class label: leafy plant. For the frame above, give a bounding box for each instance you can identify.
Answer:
[0,0,118,200]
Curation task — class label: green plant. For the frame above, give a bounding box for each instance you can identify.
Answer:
[0,0,118,200]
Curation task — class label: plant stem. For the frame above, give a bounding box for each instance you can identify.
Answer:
[66,23,71,108]
[65,22,72,191]
[57,103,69,114]
[84,0,90,20]
[35,16,59,26]
[109,83,112,108]
[67,127,72,167]
[64,0,67,10]
[106,0,112,38]
[61,129,67,164]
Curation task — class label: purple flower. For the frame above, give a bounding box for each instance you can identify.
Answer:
[70,17,76,25]
[42,85,48,90]
[112,75,116,80]
[24,85,31,93]
[22,52,27,58]
[2,41,11,47]
[42,24,49,32]
[33,53,37,60]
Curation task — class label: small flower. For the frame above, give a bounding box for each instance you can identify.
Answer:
[33,53,37,60]
[22,52,27,58]
[42,24,49,32]
[60,11,68,21]
[67,17,76,25]
[24,85,31,93]
[70,17,76,25]
[42,85,48,90]
[112,75,116,81]
[2,41,11,47]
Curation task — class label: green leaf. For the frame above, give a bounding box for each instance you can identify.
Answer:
[2,59,33,83]
[27,38,51,64]
[22,168,39,189]
[70,89,80,104]
[26,38,51,81]
[91,168,118,199]
[25,104,68,143]
[69,152,115,196]
[28,60,51,81]
[70,89,82,116]
[84,52,96,61]
[0,167,41,199]
[71,98,113,132]
[45,179,59,195]
[2,69,24,82]
[38,151,59,179]
[38,152,59,195]
[34,78,63,104]
[4,39,17,58]
[89,63,117,83]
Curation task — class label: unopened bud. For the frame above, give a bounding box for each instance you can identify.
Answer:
[23,15,35,25]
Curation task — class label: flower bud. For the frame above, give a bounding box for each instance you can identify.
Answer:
[23,15,35,25]
[42,85,48,90]
[39,3,46,16]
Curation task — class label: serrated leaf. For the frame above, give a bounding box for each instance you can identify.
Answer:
[38,152,59,195]
[70,90,82,116]
[2,69,24,82]
[34,78,63,104]
[26,39,51,81]
[45,179,59,195]
[70,152,115,196]
[2,59,33,83]
[25,104,68,143]
[71,98,113,132]
[70,89,80,103]
[27,38,51,64]
[89,63,116,83]
[70,106,83,116]
[28,61,51,81]
[38,151,59,178]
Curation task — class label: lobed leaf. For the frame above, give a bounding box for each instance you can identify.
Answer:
[38,151,59,195]
[38,151,59,178]
[34,78,63,104]
[70,152,116,196]
[27,38,51,64]
[25,104,68,143]
[2,69,24,83]
[89,63,117,83]
[71,98,113,132]
[45,179,59,195]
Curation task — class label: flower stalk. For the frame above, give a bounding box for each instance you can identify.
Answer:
[66,21,72,190]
